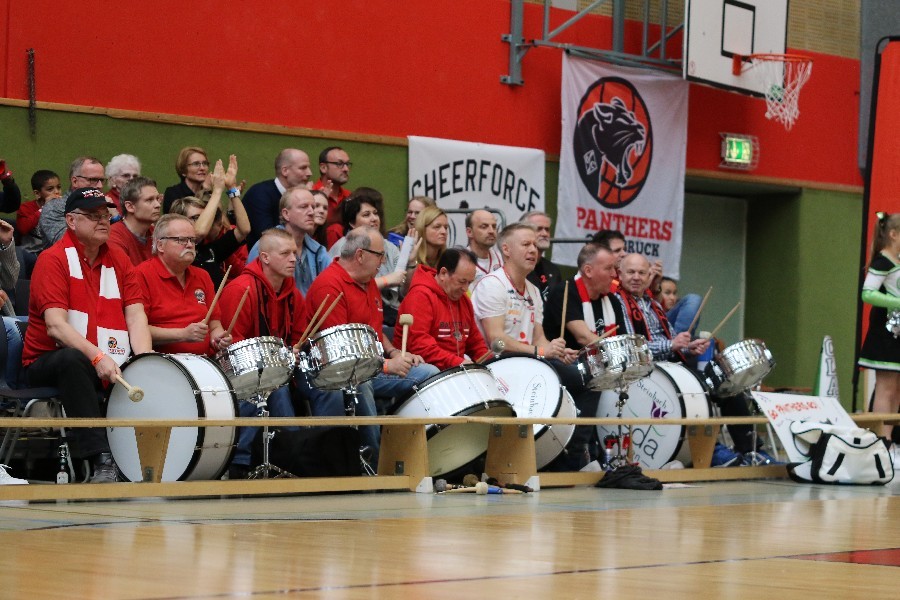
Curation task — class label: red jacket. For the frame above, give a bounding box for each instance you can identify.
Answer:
[219,258,306,346]
[395,267,488,370]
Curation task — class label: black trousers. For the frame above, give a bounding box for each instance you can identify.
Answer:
[26,348,109,459]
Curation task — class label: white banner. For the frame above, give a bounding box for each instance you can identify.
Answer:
[751,392,856,463]
[408,136,545,247]
[556,55,688,275]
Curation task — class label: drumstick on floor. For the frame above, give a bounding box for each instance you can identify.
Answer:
[686,286,713,335]
[115,374,144,403]
[300,292,344,347]
[708,301,742,339]
[225,287,250,336]
[295,294,331,349]
[203,265,232,325]
[559,281,569,340]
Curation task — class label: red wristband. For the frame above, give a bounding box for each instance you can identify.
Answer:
[90,351,104,366]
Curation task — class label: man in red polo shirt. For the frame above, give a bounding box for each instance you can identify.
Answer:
[23,187,153,483]
[311,146,352,231]
[302,227,437,459]
[134,214,231,355]
[107,176,161,265]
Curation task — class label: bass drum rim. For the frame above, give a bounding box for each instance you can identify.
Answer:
[483,355,562,439]
[107,352,238,482]
[595,361,711,469]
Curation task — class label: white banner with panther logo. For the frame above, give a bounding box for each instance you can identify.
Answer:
[408,136,545,247]
[555,55,688,276]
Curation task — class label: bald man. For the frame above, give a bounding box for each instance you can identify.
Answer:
[244,148,314,248]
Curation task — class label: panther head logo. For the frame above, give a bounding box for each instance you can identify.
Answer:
[573,77,652,209]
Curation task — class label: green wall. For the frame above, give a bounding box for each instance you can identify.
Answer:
[2,105,865,408]
[746,189,863,408]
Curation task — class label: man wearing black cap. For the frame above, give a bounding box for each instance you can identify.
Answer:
[22,188,152,483]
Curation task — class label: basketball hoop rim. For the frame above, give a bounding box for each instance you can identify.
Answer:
[732,53,813,76]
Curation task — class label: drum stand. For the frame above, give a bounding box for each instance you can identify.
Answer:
[341,378,377,477]
[248,364,297,480]
[606,381,632,470]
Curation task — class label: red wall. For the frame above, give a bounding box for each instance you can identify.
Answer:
[0,0,861,188]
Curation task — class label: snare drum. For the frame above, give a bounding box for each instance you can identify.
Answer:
[390,364,514,477]
[578,334,654,390]
[107,353,238,482]
[299,324,384,390]
[703,339,775,396]
[485,356,577,469]
[216,336,294,399]
[595,361,711,469]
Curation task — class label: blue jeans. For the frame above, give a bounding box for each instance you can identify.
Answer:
[232,384,298,467]
[667,293,702,335]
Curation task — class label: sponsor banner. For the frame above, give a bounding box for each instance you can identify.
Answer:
[556,55,688,274]
[752,391,856,463]
[408,136,545,247]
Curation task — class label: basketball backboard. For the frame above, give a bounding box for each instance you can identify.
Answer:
[684,0,789,96]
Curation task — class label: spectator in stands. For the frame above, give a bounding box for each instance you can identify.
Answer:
[466,209,502,290]
[105,154,141,216]
[169,156,249,288]
[388,196,435,237]
[163,146,210,214]
[39,157,105,247]
[311,146,352,231]
[412,205,448,271]
[310,189,329,247]
[107,177,161,265]
[246,186,331,295]
[521,210,561,297]
[0,159,22,214]
[243,148,313,249]
[17,170,61,261]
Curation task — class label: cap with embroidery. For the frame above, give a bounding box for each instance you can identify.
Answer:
[65,187,115,214]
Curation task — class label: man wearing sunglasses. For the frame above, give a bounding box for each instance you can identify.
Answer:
[39,156,107,248]
[311,146,353,230]
[23,187,153,483]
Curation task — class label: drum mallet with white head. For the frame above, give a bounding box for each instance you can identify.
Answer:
[115,374,144,403]
[399,313,413,358]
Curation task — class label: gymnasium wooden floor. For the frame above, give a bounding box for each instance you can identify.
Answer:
[0,477,897,599]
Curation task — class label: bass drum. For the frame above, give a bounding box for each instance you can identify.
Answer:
[485,356,576,469]
[107,353,238,482]
[595,361,710,470]
[391,364,514,477]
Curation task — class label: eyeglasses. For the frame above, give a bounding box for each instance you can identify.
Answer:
[323,160,353,169]
[360,248,386,260]
[71,211,112,223]
[161,236,199,246]
[186,161,210,169]
[75,175,108,186]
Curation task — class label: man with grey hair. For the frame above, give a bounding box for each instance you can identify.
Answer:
[243,148,313,248]
[302,227,437,463]
[107,176,161,265]
[520,210,561,296]
[245,186,330,294]
[105,154,141,215]
[39,156,107,247]
[133,214,231,355]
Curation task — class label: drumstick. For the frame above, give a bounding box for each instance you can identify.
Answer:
[686,286,713,335]
[295,293,331,349]
[225,287,250,336]
[708,302,742,339]
[597,327,617,342]
[303,292,344,345]
[559,280,569,339]
[475,348,494,364]
[203,265,232,324]
[115,374,144,403]
[398,314,414,358]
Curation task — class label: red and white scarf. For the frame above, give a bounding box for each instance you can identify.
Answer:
[62,232,131,366]
[574,274,617,335]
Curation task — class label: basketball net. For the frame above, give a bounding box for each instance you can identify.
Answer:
[736,54,813,131]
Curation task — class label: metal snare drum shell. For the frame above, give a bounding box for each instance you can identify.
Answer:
[580,334,654,391]
[305,324,384,390]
